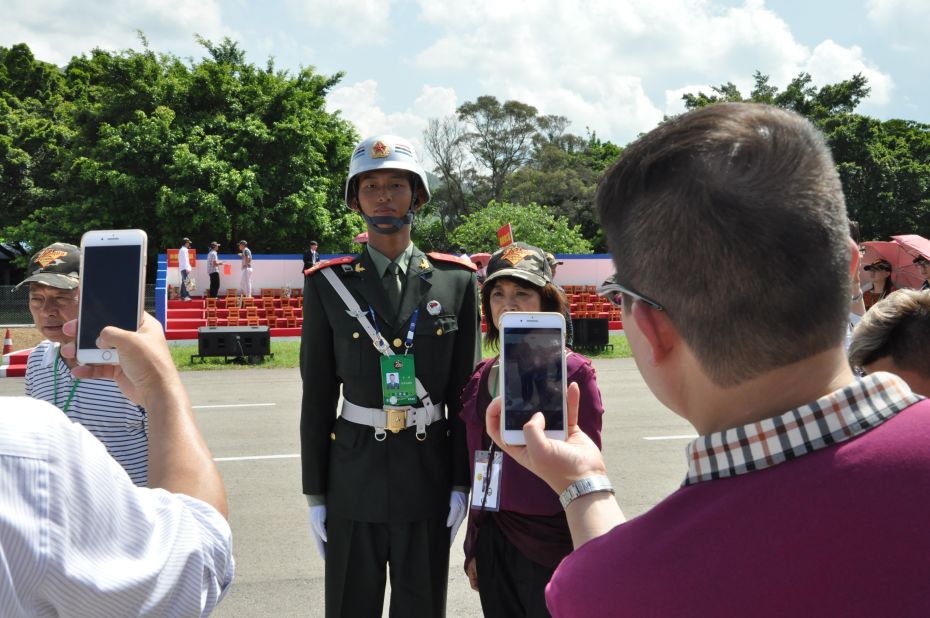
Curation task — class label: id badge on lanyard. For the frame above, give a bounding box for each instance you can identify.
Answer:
[472,449,503,511]
[380,355,418,406]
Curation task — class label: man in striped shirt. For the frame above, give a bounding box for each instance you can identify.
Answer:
[1,313,234,616]
[18,242,149,486]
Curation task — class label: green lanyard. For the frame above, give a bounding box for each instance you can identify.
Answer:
[53,346,80,414]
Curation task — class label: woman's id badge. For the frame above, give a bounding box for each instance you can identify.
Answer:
[380,355,418,406]
[471,450,503,511]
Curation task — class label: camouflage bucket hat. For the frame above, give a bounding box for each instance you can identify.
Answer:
[484,242,552,289]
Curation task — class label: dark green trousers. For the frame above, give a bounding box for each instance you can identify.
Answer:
[325,512,450,618]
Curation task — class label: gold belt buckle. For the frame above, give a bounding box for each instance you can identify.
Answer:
[385,408,408,433]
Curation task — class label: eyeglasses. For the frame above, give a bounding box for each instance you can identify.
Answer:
[599,281,666,312]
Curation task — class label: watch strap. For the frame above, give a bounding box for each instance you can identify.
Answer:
[559,474,615,509]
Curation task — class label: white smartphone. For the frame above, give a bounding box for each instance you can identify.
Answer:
[499,311,568,445]
[76,229,147,364]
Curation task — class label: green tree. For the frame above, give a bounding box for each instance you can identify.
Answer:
[457,95,539,201]
[2,38,361,267]
[505,131,621,250]
[450,200,592,254]
[681,71,930,240]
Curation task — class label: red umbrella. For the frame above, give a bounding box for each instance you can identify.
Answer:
[470,252,492,268]
[353,232,369,244]
[892,234,930,261]
[861,241,924,289]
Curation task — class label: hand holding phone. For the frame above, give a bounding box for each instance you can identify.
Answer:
[76,229,147,365]
[499,312,568,445]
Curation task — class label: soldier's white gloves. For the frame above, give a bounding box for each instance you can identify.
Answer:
[308,505,327,560]
[447,490,468,546]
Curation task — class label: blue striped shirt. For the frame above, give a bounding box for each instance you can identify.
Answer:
[0,397,234,616]
[24,340,149,486]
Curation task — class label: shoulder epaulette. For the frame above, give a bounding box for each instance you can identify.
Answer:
[427,252,477,271]
[305,256,355,276]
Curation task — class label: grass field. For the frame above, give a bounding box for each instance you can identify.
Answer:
[169,334,632,371]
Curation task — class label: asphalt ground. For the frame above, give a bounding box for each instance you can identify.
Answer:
[0,358,696,617]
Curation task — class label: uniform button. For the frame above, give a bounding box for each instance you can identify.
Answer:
[352,332,359,339]
[436,328,443,336]
[330,432,336,440]
[393,338,403,348]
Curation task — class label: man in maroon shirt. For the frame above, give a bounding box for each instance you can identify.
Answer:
[484,103,930,616]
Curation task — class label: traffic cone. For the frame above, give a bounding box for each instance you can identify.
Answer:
[2,329,12,355]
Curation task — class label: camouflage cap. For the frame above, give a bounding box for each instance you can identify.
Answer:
[484,242,552,289]
[16,243,81,290]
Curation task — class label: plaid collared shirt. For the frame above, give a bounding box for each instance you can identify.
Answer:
[684,372,923,485]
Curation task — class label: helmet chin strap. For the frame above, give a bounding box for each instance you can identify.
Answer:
[361,210,414,235]
[355,177,420,235]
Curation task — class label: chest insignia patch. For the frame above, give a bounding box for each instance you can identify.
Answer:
[426,300,442,316]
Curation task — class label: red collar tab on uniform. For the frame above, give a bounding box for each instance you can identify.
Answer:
[427,252,477,271]
[305,256,355,276]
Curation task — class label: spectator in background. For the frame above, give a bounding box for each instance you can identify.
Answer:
[846,221,866,352]
[18,243,149,486]
[484,104,930,615]
[207,241,224,299]
[546,252,573,347]
[1,313,234,615]
[459,246,470,261]
[849,289,930,396]
[303,240,320,273]
[862,258,895,310]
[545,253,564,281]
[913,254,930,291]
[238,240,253,298]
[460,242,604,617]
[179,237,193,302]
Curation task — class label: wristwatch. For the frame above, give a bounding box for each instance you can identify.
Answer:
[559,475,615,509]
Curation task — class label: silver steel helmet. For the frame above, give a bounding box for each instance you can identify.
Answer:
[344,135,431,208]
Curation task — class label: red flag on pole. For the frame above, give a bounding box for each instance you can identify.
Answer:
[497,223,513,247]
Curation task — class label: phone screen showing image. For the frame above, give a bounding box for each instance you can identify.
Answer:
[78,245,142,350]
[502,327,565,431]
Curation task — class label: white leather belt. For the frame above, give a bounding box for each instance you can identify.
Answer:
[341,400,444,441]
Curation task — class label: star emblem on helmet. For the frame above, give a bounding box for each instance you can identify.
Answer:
[34,249,67,268]
[500,245,533,266]
[370,140,391,159]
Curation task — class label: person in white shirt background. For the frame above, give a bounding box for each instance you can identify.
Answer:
[179,236,193,301]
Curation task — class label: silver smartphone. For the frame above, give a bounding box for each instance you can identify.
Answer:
[76,229,147,364]
[499,311,568,445]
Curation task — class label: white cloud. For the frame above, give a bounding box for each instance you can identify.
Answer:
[664,84,711,117]
[411,0,817,143]
[410,0,900,143]
[0,0,233,65]
[326,80,458,156]
[285,0,393,43]
[802,40,894,105]
[866,0,930,52]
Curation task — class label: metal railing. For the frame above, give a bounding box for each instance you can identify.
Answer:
[0,285,158,326]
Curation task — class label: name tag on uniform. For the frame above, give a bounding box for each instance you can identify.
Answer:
[380,355,418,406]
[471,450,503,511]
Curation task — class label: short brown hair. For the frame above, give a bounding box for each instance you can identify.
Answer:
[597,103,850,386]
[481,278,569,351]
[849,289,930,377]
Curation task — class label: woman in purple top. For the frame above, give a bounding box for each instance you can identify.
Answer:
[460,242,605,618]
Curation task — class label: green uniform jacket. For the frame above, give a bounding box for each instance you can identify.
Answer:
[300,245,480,522]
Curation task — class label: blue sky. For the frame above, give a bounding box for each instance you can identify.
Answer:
[2,0,927,158]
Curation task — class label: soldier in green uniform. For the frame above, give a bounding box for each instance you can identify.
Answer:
[300,134,481,617]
